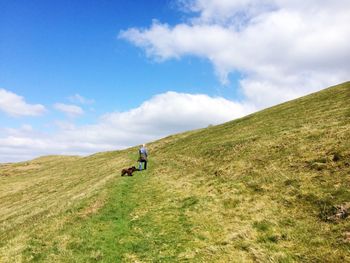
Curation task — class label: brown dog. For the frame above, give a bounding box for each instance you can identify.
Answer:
[121,166,137,176]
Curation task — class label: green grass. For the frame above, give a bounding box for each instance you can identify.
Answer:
[1,82,350,262]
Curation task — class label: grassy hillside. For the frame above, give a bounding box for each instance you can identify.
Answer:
[1,82,349,262]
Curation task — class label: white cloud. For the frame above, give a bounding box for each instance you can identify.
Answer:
[54,103,84,117]
[68,94,95,105]
[0,89,46,117]
[0,92,254,163]
[98,91,254,135]
[181,0,274,25]
[119,0,350,108]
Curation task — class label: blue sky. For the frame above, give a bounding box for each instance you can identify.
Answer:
[1,0,237,117]
[0,0,349,162]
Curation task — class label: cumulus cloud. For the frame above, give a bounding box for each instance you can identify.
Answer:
[0,92,254,163]
[0,89,46,117]
[180,0,274,25]
[120,0,350,108]
[99,91,254,136]
[54,103,84,117]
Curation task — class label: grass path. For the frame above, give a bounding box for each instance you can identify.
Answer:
[21,159,208,262]
[59,170,149,262]
[21,154,249,262]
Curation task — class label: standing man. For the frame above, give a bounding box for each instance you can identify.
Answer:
[138,144,148,170]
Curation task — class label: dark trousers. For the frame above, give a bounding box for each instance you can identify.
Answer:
[140,160,147,170]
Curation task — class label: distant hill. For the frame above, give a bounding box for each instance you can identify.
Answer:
[1,82,349,262]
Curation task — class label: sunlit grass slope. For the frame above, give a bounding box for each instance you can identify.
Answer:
[1,82,349,262]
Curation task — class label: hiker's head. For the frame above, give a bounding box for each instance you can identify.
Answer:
[142,144,146,147]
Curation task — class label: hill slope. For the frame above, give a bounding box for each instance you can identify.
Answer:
[1,82,349,262]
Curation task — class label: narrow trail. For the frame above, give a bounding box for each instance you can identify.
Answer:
[67,156,232,262]
[41,160,206,262]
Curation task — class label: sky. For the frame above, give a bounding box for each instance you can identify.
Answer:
[0,0,349,163]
